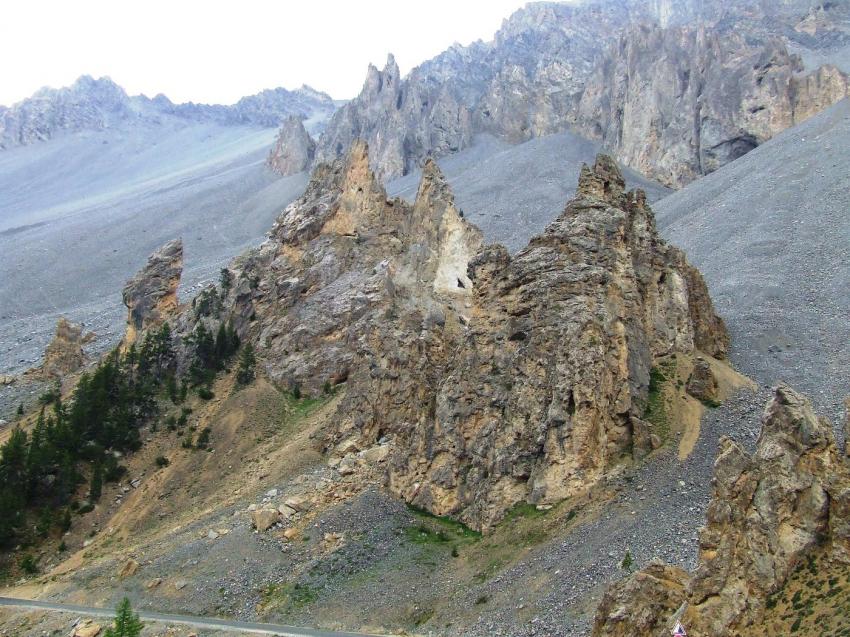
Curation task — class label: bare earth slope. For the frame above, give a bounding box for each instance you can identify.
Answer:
[654,97,850,420]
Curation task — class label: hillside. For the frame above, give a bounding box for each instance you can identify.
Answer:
[655,97,850,420]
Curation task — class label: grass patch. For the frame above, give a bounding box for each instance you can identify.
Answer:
[643,362,674,443]
[405,503,482,541]
[261,582,319,614]
[405,524,451,545]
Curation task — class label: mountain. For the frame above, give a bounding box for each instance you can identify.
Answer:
[0,75,341,396]
[313,0,850,185]
[0,75,337,149]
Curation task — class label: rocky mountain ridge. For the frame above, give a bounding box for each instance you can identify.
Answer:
[312,0,850,185]
[0,75,338,149]
[130,145,727,530]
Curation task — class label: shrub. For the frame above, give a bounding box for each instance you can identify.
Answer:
[19,554,38,574]
[77,501,95,515]
[621,550,634,572]
[155,456,170,468]
[197,387,214,400]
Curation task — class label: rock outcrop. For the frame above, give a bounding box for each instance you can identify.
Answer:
[686,357,719,403]
[592,385,850,636]
[313,1,849,185]
[214,145,726,530]
[121,239,183,347]
[38,317,89,380]
[573,24,849,186]
[266,116,317,175]
[844,397,850,457]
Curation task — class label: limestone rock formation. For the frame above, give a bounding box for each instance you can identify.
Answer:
[122,239,183,346]
[314,54,473,181]
[39,317,88,380]
[592,385,850,636]
[215,146,726,530]
[266,116,316,175]
[314,1,849,185]
[573,24,850,186]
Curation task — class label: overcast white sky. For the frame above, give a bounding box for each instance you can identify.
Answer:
[0,0,532,106]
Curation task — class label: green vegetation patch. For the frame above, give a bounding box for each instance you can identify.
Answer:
[261,582,319,614]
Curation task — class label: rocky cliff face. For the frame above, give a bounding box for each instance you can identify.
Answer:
[266,115,317,175]
[314,0,849,185]
[592,384,850,636]
[573,24,849,186]
[0,76,337,149]
[121,239,183,347]
[201,146,726,530]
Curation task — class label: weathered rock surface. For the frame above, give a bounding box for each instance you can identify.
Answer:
[0,75,337,149]
[686,357,719,403]
[266,115,317,175]
[314,1,850,185]
[210,145,725,530]
[592,384,850,636]
[573,24,849,186]
[37,317,88,380]
[845,397,850,457]
[121,239,183,346]
[251,509,280,532]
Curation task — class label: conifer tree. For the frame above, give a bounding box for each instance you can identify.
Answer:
[104,597,144,637]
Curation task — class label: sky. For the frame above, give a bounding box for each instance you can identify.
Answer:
[0,0,532,107]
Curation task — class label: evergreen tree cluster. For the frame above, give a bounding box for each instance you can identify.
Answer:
[186,320,240,387]
[0,324,176,548]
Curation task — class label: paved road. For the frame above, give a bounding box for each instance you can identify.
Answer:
[0,596,386,636]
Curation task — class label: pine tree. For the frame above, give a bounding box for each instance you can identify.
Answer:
[104,597,144,637]
[16,403,24,416]
[236,344,256,385]
[89,462,103,501]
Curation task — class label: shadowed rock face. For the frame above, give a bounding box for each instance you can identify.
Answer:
[314,1,849,186]
[121,239,183,346]
[266,116,317,175]
[592,385,850,637]
[184,145,725,530]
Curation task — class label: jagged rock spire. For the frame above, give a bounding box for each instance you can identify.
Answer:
[121,239,183,346]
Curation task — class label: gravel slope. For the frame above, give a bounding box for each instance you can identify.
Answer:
[388,131,671,252]
[655,98,850,422]
[0,122,307,381]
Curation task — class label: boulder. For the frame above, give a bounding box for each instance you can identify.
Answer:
[251,508,280,532]
[74,623,102,637]
[686,357,719,403]
[118,558,139,578]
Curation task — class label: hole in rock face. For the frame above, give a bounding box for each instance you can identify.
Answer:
[567,391,576,417]
[508,330,527,342]
[457,278,466,289]
[659,272,667,285]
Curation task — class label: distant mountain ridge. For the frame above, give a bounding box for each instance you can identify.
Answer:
[314,0,850,186]
[0,75,338,149]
